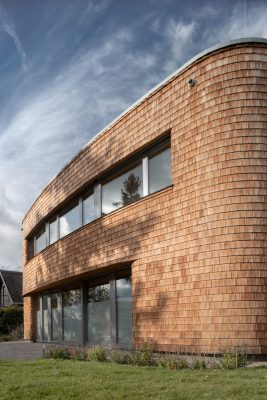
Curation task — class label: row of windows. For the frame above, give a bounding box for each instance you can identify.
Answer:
[30,137,171,258]
[36,272,132,347]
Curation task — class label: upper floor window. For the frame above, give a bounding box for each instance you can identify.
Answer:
[35,226,46,253]
[49,217,58,245]
[29,134,171,259]
[102,163,143,216]
[83,192,94,225]
[59,203,80,238]
[148,147,171,194]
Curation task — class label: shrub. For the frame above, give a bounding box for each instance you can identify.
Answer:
[0,306,23,335]
[192,359,207,370]
[176,357,189,369]
[130,343,155,366]
[69,347,87,361]
[221,352,248,369]
[160,356,180,370]
[46,346,70,359]
[88,345,107,362]
[110,350,130,365]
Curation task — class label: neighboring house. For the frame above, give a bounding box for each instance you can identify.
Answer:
[23,38,267,355]
[0,270,23,307]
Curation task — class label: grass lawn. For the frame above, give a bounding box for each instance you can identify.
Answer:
[0,359,266,400]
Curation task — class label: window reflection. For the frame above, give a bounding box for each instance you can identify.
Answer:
[63,289,81,342]
[49,218,58,245]
[116,277,132,347]
[59,204,80,238]
[35,226,46,254]
[83,193,94,225]
[149,147,171,194]
[51,293,60,341]
[102,165,142,215]
[42,295,49,341]
[87,284,111,345]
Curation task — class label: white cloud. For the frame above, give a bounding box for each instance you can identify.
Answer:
[0,5,29,72]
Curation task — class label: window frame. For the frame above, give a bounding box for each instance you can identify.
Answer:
[28,134,171,259]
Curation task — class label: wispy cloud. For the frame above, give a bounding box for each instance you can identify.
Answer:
[0,4,29,72]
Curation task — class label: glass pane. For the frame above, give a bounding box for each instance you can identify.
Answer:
[117,277,132,347]
[83,193,94,225]
[149,147,171,194]
[87,284,111,345]
[51,293,60,341]
[63,289,81,342]
[59,204,80,238]
[49,219,58,245]
[102,164,143,215]
[35,226,46,254]
[36,297,42,340]
[42,295,49,341]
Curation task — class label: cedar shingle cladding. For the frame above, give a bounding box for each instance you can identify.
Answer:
[23,40,267,353]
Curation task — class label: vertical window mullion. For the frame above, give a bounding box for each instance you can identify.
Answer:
[48,294,51,342]
[79,196,83,227]
[142,156,149,196]
[110,275,117,347]
[94,183,101,219]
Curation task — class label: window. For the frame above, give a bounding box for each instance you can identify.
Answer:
[49,218,58,245]
[87,282,111,345]
[35,226,46,254]
[63,289,81,342]
[42,295,49,342]
[148,147,171,194]
[51,293,60,341]
[116,277,132,347]
[59,203,80,238]
[36,297,42,341]
[35,270,132,347]
[83,192,94,225]
[28,135,171,257]
[87,272,132,348]
[102,164,143,215]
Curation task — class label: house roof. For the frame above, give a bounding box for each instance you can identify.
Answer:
[0,269,23,305]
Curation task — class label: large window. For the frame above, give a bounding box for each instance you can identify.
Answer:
[29,135,171,258]
[35,270,132,348]
[59,203,80,238]
[87,283,111,345]
[102,164,143,215]
[63,289,81,342]
[116,277,132,347]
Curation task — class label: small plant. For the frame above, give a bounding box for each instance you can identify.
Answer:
[130,343,155,366]
[46,346,70,359]
[192,359,207,370]
[221,351,248,369]
[110,350,130,365]
[160,356,180,370]
[88,345,107,362]
[69,347,87,361]
[176,357,189,369]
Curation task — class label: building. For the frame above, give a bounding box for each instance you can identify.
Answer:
[23,38,267,354]
[0,269,23,307]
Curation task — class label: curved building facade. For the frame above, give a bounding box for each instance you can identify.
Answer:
[23,38,267,354]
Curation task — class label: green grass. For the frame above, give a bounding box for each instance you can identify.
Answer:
[0,359,266,400]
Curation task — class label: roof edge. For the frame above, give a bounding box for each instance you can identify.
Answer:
[23,37,267,223]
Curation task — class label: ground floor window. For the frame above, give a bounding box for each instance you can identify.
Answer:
[35,270,132,348]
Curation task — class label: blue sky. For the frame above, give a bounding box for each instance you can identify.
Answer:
[0,0,266,268]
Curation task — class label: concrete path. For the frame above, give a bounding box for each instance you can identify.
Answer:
[0,341,44,360]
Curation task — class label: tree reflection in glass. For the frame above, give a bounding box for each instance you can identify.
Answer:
[102,164,142,215]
